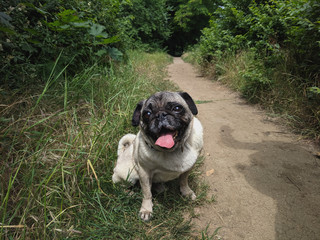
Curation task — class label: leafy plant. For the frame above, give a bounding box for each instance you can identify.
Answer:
[0,0,125,87]
[119,0,171,50]
[189,0,320,140]
[0,50,209,239]
[165,0,221,56]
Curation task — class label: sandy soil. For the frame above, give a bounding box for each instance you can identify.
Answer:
[168,57,320,240]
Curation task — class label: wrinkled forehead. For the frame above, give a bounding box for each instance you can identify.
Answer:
[144,92,185,109]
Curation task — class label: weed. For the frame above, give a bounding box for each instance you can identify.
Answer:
[0,51,206,239]
[186,48,320,142]
[201,225,222,240]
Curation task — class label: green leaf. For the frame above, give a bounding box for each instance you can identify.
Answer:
[96,36,119,45]
[95,49,107,57]
[0,26,15,35]
[107,47,123,61]
[0,12,12,27]
[23,3,48,15]
[58,9,76,18]
[21,43,37,53]
[60,24,70,30]
[309,87,320,94]
[95,32,109,38]
[89,23,106,36]
[71,21,91,28]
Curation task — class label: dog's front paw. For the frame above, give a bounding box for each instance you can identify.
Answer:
[139,198,153,221]
[189,191,197,200]
[139,210,152,221]
[180,187,197,200]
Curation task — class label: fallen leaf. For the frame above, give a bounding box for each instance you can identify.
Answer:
[206,169,214,176]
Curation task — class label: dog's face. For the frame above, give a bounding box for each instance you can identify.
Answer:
[132,92,198,151]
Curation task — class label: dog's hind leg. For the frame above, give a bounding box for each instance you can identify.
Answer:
[112,134,138,184]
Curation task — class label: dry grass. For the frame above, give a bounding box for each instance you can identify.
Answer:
[0,51,211,239]
[184,49,320,142]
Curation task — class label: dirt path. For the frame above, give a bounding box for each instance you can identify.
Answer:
[168,57,320,240]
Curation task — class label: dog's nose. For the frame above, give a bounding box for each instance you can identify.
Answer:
[156,111,168,120]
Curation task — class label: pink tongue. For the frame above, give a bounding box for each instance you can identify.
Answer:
[155,132,175,149]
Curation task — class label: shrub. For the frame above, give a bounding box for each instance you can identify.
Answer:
[119,0,171,50]
[199,0,320,76]
[0,0,125,88]
[192,0,320,139]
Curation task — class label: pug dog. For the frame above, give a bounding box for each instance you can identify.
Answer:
[112,91,203,221]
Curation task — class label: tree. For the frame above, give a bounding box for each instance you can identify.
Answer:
[119,0,171,50]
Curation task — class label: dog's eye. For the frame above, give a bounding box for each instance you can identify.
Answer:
[143,111,152,119]
[173,106,183,113]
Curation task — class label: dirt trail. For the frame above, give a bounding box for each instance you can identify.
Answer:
[168,57,320,240]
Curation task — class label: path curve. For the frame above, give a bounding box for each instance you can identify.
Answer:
[168,57,320,240]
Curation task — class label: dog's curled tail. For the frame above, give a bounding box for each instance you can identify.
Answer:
[117,134,136,156]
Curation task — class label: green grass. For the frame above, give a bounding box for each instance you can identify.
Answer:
[184,48,320,142]
[0,50,208,239]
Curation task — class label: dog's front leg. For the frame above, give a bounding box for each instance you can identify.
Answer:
[138,168,153,221]
[179,170,196,200]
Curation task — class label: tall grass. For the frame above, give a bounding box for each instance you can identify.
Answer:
[0,51,208,239]
[184,49,320,141]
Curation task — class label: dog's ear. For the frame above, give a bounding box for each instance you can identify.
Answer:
[179,92,198,115]
[132,100,145,126]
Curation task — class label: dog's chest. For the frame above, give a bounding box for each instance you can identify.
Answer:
[152,169,181,183]
[141,145,198,182]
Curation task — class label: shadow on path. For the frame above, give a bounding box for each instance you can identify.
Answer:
[220,125,320,240]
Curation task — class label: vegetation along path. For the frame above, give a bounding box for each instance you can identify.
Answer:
[168,57,320,240]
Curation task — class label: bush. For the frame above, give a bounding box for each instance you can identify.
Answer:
[119,0,171,50]
[0,0,125,88]
[238,57,272,102]
[191,0,320,139]
[199,0,320,76]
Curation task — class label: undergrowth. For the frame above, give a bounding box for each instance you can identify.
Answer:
[183,49,320,142]
[0,50,209,239]
[183,0,320,142]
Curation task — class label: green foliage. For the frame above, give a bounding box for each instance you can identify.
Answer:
[199,0,320,72]
[0,0,126,87]
[0,0,222,86]
[0,51,208,239]
[166,0,221,55]
[309,87,320,95]
[173,0,217,32]
[180,0,320,137]
[238,57,272,102]
[191,0,320,139]
[119,0,171,50]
